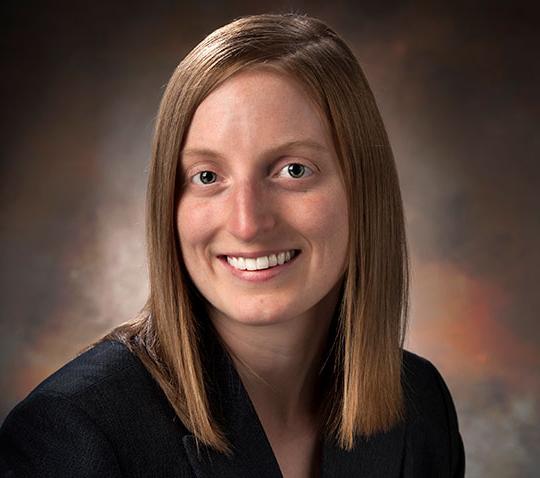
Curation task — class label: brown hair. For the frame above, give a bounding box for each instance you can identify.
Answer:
[98,13,409,454]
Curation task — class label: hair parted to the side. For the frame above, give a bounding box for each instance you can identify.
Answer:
[97,12,409,455]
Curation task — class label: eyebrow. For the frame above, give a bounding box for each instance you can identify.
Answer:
[181,139,330,159]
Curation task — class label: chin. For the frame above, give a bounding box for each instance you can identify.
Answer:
[212,299,299,326]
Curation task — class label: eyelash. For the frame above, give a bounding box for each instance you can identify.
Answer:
[190,163,314,185]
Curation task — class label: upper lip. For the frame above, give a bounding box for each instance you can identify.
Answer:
[219,249,300,258]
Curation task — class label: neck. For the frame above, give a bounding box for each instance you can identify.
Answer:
[209,284,341,431]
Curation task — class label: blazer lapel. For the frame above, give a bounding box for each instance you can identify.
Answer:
[321,423,406,477]
[182,323,406,477]
[182,324,283,478]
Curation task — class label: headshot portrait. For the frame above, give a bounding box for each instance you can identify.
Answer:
[1,2,538,478]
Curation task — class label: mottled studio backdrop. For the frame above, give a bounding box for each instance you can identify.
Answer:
[1,1,539,476]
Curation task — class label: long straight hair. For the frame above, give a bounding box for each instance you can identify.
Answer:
[99,13,409,455]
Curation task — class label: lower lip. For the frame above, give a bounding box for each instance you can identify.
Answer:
[218,251,301,282]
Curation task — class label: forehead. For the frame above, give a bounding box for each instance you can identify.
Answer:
[182,68,334,156]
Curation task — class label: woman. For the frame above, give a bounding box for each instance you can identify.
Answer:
[0,13,465,478]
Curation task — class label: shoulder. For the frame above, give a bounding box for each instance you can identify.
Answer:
[402,349,450,402]
[3,340,165,430]
[0,341,191,477]
[25,340,151,401]
[401,349,459,422]
[27,340,143,397]
[400,349,466,477]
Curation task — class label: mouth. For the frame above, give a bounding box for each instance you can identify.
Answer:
[220,249,300,271]
[217,249,301,281]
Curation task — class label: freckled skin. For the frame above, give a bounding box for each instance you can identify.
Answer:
[177,68,349,326]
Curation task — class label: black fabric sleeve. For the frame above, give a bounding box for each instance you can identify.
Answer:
[431,365,466,478]
[402,354,466,478]
[0,391,123,478]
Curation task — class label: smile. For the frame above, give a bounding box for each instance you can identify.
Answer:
[226,250,299,271]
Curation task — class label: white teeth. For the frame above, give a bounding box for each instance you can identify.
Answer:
[226,250,297,271]
[228,257,247,270]
[256,256,269,269]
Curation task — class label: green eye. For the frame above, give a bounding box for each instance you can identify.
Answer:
[192,171,217,185]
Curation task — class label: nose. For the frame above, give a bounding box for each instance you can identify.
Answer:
[226,180,276,242]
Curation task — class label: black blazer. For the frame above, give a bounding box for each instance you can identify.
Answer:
[0,332,465,477]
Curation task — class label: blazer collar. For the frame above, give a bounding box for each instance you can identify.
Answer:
[182,323,406,477]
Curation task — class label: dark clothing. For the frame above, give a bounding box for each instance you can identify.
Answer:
[0,332,465,477]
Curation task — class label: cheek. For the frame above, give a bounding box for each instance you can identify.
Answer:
[290,186,349,249]
[297,189,349,284]
[176,197,217,250]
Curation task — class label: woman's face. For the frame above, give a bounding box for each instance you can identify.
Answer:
[177,68,349,326]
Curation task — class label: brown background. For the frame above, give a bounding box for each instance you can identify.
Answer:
[1,1,539,476]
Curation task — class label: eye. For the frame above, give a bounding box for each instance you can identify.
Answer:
[191,170,217,185]
[277,163,314,179]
